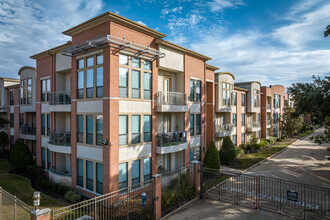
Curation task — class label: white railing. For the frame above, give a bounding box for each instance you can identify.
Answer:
[247,121,261,128]
[215,124,235,132]
[157,91,187,106]
[266,120,271,125]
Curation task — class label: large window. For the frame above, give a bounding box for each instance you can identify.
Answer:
[196,114,201,135]
[241,133,245,144]
[86,116,93,144]
[233,92,237,106]
[41,148,46,169]
[10,90,14,105]
[253,89,260,107]
[222,82,234,106]
[96,115,103,146]
[132,159,140,187]
[96,163,103,194]
[190,115,194,135]
[241,93,245,106]
[41,114,45,135]
[86,160,93,191]
[119,162,128,189]
[132,115,140,144]
[20,78,32,104]
[10,113,14,127]
[47,114,50,136]
[77,53,103,99]
[144,115,151,142]
[10,136,14,149]
[241,113,245,126]
[273,94,281,108]
[119,115,128,145]
[232,135,237,146]
[41,79,50,102]
[77,115,83,143]
[143,158,151,182]
[190,80,201,102]
[47,149,51,170]
[119,54,152,100]
[232,113,237,126]
[77,159,84,187]
[190,80,194,101]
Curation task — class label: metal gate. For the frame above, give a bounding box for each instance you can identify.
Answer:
[52,180,154,220]
[200,166,330,219]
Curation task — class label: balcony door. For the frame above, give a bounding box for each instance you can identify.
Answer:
[163,113,171,133]
[163,76,171,103]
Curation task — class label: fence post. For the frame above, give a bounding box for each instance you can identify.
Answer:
[153,174,162,220]
[30,208,52,220]
[14,196,17,220]
[255,176,259,210]
[190,161,201,193]
[0,187,2,220]
[200,164,204,199]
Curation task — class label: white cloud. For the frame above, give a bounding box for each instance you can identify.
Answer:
[161,6,183,15]
[136,21,147,26]
[207,0,246,12]
[0,0,103,78]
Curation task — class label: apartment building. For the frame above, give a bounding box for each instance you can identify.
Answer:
[28,11,216,196]
[260,85,289,138]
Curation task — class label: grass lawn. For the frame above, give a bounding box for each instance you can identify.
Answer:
[231,139,296,170]
[0,159,64,210]
[293,129,315,139]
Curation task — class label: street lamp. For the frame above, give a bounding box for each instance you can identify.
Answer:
[33,192,40,210]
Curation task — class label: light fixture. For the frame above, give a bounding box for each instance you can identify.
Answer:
[33,192,40,209]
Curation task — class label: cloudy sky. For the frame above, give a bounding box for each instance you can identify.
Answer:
[0,0,329,87]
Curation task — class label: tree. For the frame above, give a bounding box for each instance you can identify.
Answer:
[0,116,8,129]
[325,25,330,37]
[0,131,9,158]
[279,102,303,137]
[287,75,330,125]
[203,141,220,170]
[310,116,330,144]
[219,136,236,164]
[9,138,33,171]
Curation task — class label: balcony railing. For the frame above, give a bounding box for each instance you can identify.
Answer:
[157,91,187,106]
[49,130,71,146]
[20,124,36,135]
[266,120,271,125]
[247,121,261,128]
[49,167,71,176]
[215,124,235,132]
[49,91,71,105]
[157,131,187,147]
[267,104,271,110]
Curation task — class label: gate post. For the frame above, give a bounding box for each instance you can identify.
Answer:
[30,208,52,220]
[255,176,259,210]
[190,161,201,193]
[0,187,2,220]
[200,163,204,199]
[153,174,162,220]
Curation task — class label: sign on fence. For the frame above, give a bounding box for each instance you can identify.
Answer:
[287,190,298,202]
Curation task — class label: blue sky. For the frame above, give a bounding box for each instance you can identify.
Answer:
[0,0,329,87]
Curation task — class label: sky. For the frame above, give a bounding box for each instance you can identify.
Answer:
[0,0,329,88]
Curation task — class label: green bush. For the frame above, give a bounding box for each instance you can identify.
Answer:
[235,147,244,158]
[27,164,37,177]
[64,190,81,203]
[239,144,247,151]
[219,136,236,164]
[9,138,33,171]
[268,137,277,144]
[203,141,220,170]
[246,138,260,153]
[0,131,9,157]
[258,141,269,149]
[300,122,307,132]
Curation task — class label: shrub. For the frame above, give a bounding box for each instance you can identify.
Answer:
[27,164,37,177]
[204,141,220,170]
[246,138,260,153]
[219,136,236,164]
[65,190,81,203]
[9,138,33,171]
[0,131,9,157]
[300,122,307,132]
[268,137,277,144]
[235,147,244,158]
[258,141,269,149]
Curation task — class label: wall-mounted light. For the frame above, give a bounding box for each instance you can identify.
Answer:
[33,192,40,209]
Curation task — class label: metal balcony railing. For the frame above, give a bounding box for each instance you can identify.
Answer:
[247,121,261,128]
[49,91,71,105]
[49,130,71,146]
[215,124,235,133]
[49,167,71,176]
[20,124,36,135]
[266,120,271,125]
[267,104,271,110]
[157,131,187,147]
[157,91,187,106]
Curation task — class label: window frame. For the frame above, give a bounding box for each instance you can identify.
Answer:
[20,78,33,105]
[241,93,245,106]
[41,79,50,102]
[222,82,234,106]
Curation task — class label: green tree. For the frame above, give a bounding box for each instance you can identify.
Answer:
[325,25,330,37]
[0,131,9,158]
[9,138,33,171]
[310,116,330,144]
[219,136,236,164]
[279,102,303,137]
[203,141,220,170]
[287,75,330,125]
[0,116,8,129]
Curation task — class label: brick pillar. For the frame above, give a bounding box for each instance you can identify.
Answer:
[153,174,162,220]
[190,161,201,192]
[30,208,51,220]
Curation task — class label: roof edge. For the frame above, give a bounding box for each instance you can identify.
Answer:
[216,71,235,80]
[30,41,72,59]
[206,64,220,70]
[18,66,35,75]
[235,81,262,86]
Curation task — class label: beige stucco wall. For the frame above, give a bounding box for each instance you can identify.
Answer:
[56,52,71,72]
[158,45,184,72]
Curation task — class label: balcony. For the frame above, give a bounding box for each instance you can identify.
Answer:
[48,91,71,112]
[215,124,235,137]
[0,106,7,112]
[157,92,188,112]
[156,131,188,154]
[266,120,271,128]
[247,121,261,132]
[49,167,72,186]
[47,130,71,154]
[267,104,271,112]
[19,124,36,140]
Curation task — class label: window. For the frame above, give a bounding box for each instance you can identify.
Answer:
[96,163,103,194]
[196,114,201,135]
[20,78,32,104]
[47,114,50,136]
[132,70,140,98]
[10,136,14,149]
[253,89,260,107]
[190,80,201,102]
[10,113,14,127]
[132,57,140,68]
[77,115,83,143]
[41,79,50,102]
[241,93,245,106]
[241,133,245,144]
[232,135,237,146]
[119,67,128,98]
[232,113,237,126]
[86,116,93,144]
[190,115,194,135]
[144,72,151,99]
[77,159,84,187]
[196,81,201,102]
[233,92,237,106]
[119,54,128,65]
[77,53,103,99]
[119,115,128,145]
[47,149,51,170]
[190,80,194,101]
[10,90,14,105]
[41,148,46,169]
[273,94,281,108]
[132,159,140,188]
[257,113,260,122]
[96,115,103,146]
[144,115,151,142]
[143,158,151,182]
[222,82,234,106]
[41,114,45,135]
[119,162,128,189]
[86,160,93,191]
[19,113,24,127]
[132,115,140,144]
[241,113,245,126]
